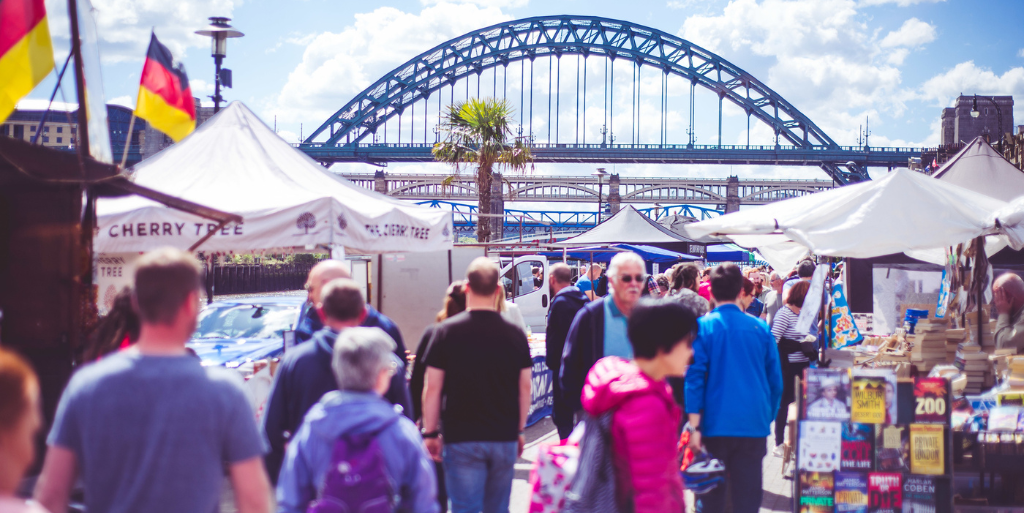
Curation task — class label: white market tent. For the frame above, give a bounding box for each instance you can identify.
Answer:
[682,168,1009,261]
[555,205,703,247]
[933,136,1024,202]
[95,102,453,254]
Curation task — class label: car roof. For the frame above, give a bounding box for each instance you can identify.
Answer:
[205,295,306,308]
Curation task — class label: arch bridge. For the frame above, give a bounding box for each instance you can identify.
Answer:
[301,15,928,183]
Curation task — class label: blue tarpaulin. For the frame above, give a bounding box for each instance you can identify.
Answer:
[539,243,700,264]
[706,243,751,262]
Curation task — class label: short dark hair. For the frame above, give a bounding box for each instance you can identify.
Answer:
[710,263,743,302]
[133,248,202,325]
[627,298,698,359]
[466,257,499,296]
[321,278,365,322]
[655,274,669,290]
[550,263,572,285]
[798,260,816,278]
[787,280,811,307]
[671,263,701,293]
[742,277,755,296]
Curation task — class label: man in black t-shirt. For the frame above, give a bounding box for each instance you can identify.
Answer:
[422,257,533,513]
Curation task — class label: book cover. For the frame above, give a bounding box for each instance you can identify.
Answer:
[913,378,949,424]
[875,424,909,473]
[799,421,842,472]
[867,473,902,513]
[996,392,1024,406]
[835,472,869,513]
[805,368,853,421]
[987,406,1022,431]
[841,423,874,471]
[853,369,898,423]
[851,376,887,424]
[800,471,835,511]
[902,475,936,513]
[909,424,944,475]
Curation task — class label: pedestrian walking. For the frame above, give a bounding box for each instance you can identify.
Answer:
[581,299,697,513]
[276,327,439,513]
[668,263,710,317]
[421,257,533,513]
[34,248,271,513]
[763,272,784,326]
[0,348,47,513]
[685,263,783,513]
[263,278,411,483]
[741,277,766,319]
[81,286,139,362]
[576,264,602,301]
[410,280,469,513]
[560,252,646,416]
[545,263,589,440]
[770,280,812,453]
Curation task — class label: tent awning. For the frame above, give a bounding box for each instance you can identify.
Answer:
[538,243,700,263]
[95,102,453,254]
[932,136,1024,202]
[555,205,704,247]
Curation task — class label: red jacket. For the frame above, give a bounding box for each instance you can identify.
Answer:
[581,357,684,513]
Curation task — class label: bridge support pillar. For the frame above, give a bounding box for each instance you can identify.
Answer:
[490,172,505,240]
[374,170,388,194]
[608,174,621,215]
[725,176,740,213]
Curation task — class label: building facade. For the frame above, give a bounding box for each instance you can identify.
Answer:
[1,103,148,166]
[940,95,1015,146]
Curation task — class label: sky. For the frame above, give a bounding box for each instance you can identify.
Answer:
[26,0,1024,192]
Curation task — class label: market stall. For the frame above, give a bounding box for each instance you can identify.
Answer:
[555,205,709,257]
[682,168,1024,510]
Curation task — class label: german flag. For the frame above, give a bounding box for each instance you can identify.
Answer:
[136,33,195,142]
[0,0,55,123]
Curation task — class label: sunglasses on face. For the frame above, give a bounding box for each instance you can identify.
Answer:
[617,274,647,283]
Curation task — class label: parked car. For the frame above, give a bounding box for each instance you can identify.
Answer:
[187,296,305,376]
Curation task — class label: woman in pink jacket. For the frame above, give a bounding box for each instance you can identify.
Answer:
[581,298,698,513]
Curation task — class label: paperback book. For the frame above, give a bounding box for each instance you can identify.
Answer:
[902,475,937,513]
[851,376,887,424]
[799,471,835,512]
[805,368,853,421]
[909,424,945,475]
[913,378,949,424]
[800,421,842,472]
[853,369,897,423]
[841,423,874,471]
[987,406,1021,432]
[874,424,909,473]
[834,472,869,513]
[867,472,902,513]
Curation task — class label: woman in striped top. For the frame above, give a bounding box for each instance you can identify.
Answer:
[770,280,812,450]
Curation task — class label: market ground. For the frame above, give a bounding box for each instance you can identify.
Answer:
[220,418,793,512]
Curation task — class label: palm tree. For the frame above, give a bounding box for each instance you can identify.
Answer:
[433,98,532,242]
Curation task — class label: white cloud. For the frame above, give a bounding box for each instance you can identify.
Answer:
[190,79,215,95]
[45,0,242,63]
[885,48,910,65]
[917,61,1024,107]
[879,18,936,48]
[108,95,134,109]
[419,0,528,7]
[858,0,944,6]
[268,3,512,125]
[1018,48,1024,58]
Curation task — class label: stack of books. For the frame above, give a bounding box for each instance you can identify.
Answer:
[963,308,996,347]
[945,328,965,363]
[955,343,991,394]
[908,318,948,371]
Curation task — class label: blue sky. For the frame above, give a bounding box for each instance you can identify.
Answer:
[28,0,1024,183]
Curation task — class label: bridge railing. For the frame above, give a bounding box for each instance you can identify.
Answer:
[298,142,929,153]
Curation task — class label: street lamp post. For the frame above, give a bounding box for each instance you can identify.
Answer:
[593,167,607,225]
[971,95,1004,152]
[196,17,244,114]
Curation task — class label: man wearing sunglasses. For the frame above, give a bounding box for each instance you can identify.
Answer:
[559,252,647,420]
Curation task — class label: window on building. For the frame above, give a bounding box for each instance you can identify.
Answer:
[1,125,7,137]
[30,126,36,132]
[56,137,62,143]
[42,136,49,143]
[71,127,76,134]
[43,126,49,132]
[57,126,63,133]
[13,125,24,139]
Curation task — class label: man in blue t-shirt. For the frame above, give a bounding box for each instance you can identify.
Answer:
[35,248,270,513]
[575,263,602,301]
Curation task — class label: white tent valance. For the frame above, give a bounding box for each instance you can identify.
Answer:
[96,102,453,254]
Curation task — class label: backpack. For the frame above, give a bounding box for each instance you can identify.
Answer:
[562,413,630,513]
[307,417,400,513]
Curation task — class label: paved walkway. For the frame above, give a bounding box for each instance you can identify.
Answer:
[510,418,794,513]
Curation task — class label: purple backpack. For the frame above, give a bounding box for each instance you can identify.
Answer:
[307,417,400,513]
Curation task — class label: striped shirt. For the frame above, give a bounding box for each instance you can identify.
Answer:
[771,306,810,363]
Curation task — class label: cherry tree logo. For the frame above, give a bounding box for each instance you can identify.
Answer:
[296,212,317,234]
[442,224,450,237]
[337,212,348,231]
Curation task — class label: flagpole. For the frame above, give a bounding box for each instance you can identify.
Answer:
[67,0,89,174]
[119,111,136,169]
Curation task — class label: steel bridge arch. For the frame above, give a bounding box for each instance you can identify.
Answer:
[390,182,478,197]
[740,186,825,203]
[508,182,601,200]
[306,15,866,181]
[623,185,725,203]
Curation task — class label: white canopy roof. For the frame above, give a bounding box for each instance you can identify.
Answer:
[555,205,700,246]
[682,168,1008,259]
[96,102,452,253]
[932,136,1024,202]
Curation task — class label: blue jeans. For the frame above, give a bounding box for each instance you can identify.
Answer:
[696,436,768,513]
[443,441,518,513]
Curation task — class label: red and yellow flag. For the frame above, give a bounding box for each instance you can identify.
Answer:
[0,0,55,123]
[135,33,195,142]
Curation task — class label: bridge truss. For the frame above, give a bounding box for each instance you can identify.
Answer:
[302,15,927,183]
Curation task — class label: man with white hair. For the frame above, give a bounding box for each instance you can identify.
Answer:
[763,271,785,326]
[276,327,438,513]
[560,252,647,416]
[994,272,1024,353]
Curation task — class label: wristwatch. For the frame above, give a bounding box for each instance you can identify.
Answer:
[684,423,701,434]
[421,430,440,439]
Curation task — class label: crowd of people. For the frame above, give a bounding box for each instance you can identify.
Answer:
[0,245,866,513]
